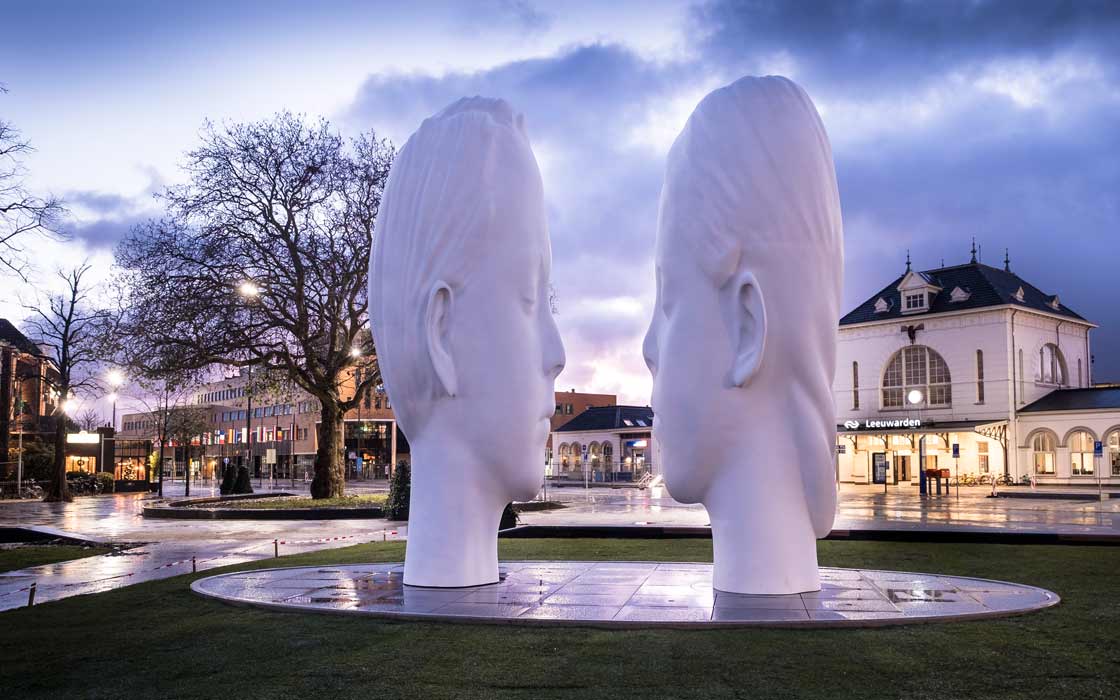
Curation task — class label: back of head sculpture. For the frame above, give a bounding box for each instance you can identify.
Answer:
[369,97,565,587]
[643,75,843,594]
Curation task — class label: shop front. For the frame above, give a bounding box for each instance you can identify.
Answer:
[836,419,1009,492]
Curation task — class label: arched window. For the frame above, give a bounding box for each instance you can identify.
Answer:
[602,442,614,469]
[881,346,952,408]
[1031,431,1056,475]
[976,350,985,404]
[558,443,570,469]
[1108,430,1120,477]
[1069,431,1095,476]
[589,442,601,468]
[1018,348,1025,401]
[1036,343,1067,385]
[852,361,860,410]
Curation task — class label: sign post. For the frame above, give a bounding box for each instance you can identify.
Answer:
[952,443,960,500]
[581,445,589,493]
[1095,440,1104,501]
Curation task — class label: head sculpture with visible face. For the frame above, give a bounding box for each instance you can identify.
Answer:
[369,97,565,587]
[642,76,843,594]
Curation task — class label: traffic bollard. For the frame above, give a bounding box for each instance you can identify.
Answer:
[274,539,279,558]
[191,556,197,573]
[27,582,36,607]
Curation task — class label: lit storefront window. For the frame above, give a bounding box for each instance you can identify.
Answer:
[1032,432,1056,475]
[1108,431,1120,477]
[1069,431,1095,476]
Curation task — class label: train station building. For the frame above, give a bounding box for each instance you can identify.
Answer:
[833,250,1119,487]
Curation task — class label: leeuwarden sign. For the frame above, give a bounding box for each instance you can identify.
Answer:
[842,418,923,431]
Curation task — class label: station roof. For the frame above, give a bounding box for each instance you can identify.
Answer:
[840,261,1087,326]
[1019,386,1120,413]
[555,405,653,432]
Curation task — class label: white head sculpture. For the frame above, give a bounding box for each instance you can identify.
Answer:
[642,76,843,594]
[369,97,565,587]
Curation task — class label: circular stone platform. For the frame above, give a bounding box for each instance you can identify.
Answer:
[191,561,1058,628]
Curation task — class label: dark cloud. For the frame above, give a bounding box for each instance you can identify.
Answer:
[65,215,147,251]
[688,0,1120,381]
[343,3,1120,391]
[695,0,1120,94]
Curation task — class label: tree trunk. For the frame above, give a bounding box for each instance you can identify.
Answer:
[43,410,72,502]
[310,400,345,499]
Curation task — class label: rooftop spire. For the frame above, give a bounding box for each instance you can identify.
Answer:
[970,237,977,263]
[1004,248,1011,272]
[905,249,911,272]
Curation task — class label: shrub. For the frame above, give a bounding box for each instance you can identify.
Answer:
[95,472,115,494]
[384,460,410,520]
[65,472,99,496]
[232,465,254,494]
[219,464,236,495]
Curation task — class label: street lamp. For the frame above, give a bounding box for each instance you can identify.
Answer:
[237,280,261,490]
[908,389,927,495]
[106,369,125,430]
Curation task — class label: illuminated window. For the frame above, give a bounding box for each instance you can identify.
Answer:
[1032,432,1056,475]
[881,346,951,408]
[1109,431,1120,477]
[1069,431,1095,476]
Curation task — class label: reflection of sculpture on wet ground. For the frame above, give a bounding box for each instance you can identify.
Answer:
[369,97,565,588]
[643,76,844,594]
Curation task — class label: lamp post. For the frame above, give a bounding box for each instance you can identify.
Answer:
[238,281,260,491]
[351,347,362,483]
[908,389,926,496]
[106,370,124,430]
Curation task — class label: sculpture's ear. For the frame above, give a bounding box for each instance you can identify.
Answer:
[425,280,458,397]
[726,269,767,388]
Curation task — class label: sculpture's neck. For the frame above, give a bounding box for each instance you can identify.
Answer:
[703,444,821,595]
[403,438,507,588]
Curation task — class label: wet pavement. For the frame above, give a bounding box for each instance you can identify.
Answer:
[0,483,404,612]
[191,561,1059,628]
[3,479,1118,612]
[524,482,1120,535]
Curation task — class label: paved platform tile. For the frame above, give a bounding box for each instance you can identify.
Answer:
[191,561,1059,628]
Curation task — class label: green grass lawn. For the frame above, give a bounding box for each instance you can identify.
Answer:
[0,545,109,574]
[200,494,388,510]
[1,539,1118,700]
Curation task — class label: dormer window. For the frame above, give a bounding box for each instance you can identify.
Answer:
[896,269,940,316]
[1013,286,1025,302]
[950,286,971,303]
[874,297,892,314]
[1048,295,1060,310]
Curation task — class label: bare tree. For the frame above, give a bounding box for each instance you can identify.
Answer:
[166,402,212,498]
[115,112,393,498]
[22,264,112,501]
[75,406,105,431]
[1,84,67,280]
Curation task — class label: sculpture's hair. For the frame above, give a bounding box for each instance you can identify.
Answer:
[659,75,842,286]
[368,97,544,434]
[658,76,843,535]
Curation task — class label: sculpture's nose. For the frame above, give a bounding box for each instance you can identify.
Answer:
[642,315,659,378]
[542,307,565,381]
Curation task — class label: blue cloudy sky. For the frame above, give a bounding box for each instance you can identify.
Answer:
[2,0,1118,405]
